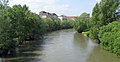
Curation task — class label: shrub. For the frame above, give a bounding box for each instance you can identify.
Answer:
[98,21,120,57]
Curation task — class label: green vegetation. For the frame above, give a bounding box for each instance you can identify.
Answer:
[98,22,120,57]
[74,12,90,33]
[61,20,74,29]
[0,0,120,58]
[89,0,119,40]
[74,0,120,57]
[0,1,74,56]
[0,4,45,55]
[43,17,73,32]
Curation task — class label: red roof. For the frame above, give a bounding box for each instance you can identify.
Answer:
[66,16,78,18]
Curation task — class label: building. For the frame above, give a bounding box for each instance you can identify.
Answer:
[39,11,78,20]
[66,16,78,20]
[58,15,78,20]
[58,15,67,20]
[39,11,58,18]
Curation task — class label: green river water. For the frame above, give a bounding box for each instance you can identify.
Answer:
[0,29,120,62]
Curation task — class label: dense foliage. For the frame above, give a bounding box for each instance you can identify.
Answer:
[43,18,73,32]
[98,22,120,57]
[0,3,74,56]
[0,0,120,58]
[0,5,45,55]
[61,20,74,29]
[74,12,90,33]
[89,0,119,39]
[74,0,120,57]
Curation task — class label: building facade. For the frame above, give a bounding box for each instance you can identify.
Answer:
[58,15,78,20]
[39,11,58,18]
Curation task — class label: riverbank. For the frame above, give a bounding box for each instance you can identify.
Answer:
[0,29,120,62]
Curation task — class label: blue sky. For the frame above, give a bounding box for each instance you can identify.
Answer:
[9,0,100,16]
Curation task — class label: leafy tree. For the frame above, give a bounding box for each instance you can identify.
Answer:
[91,3,102,28]
[89,0,119,40]
[99,0,119,25]
[0,2,74,56]
[0,0,9,9]
[0,5,45,55]
[0,6,16,55]
[43,17,73,32]
[91,0,119,27]
[74,12,90,33]
[61,20,74,29]
[98,21,120,57]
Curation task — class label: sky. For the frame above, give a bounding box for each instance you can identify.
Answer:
[9,0,101,16]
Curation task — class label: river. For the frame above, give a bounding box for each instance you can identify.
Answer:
[0,29,120,62]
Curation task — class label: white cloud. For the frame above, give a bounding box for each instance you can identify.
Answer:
[9,0,70,15]
[43,4,69,15]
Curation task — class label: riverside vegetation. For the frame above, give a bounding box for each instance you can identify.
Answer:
[0,1,74,56]
[74,0,120,57]
[0,0,120,58]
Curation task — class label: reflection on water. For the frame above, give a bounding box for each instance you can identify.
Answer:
[87,45,120,62]
[73,33,96,62]
[0,40,44,62]
[0,29,120,62]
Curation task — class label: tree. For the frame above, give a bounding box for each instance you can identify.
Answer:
[99,0,119,25]
[0,3,74,56]
[0,0,9,9]
[91,0,119,27]
[91,3,102,28]
[74,12,90,33]
[0,5,45,55]
[98,21,120,57]
[89,0,119,40]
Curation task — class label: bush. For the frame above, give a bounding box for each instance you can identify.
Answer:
[61,20,74,29]
[76,22,87,33]
[89,28,99,40]
[74,12,90,33]
[98,21,120,57]
[0,5,45,55]
[0,4,74,55]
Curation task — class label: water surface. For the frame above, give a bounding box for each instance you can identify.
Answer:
[0,29,120,62]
